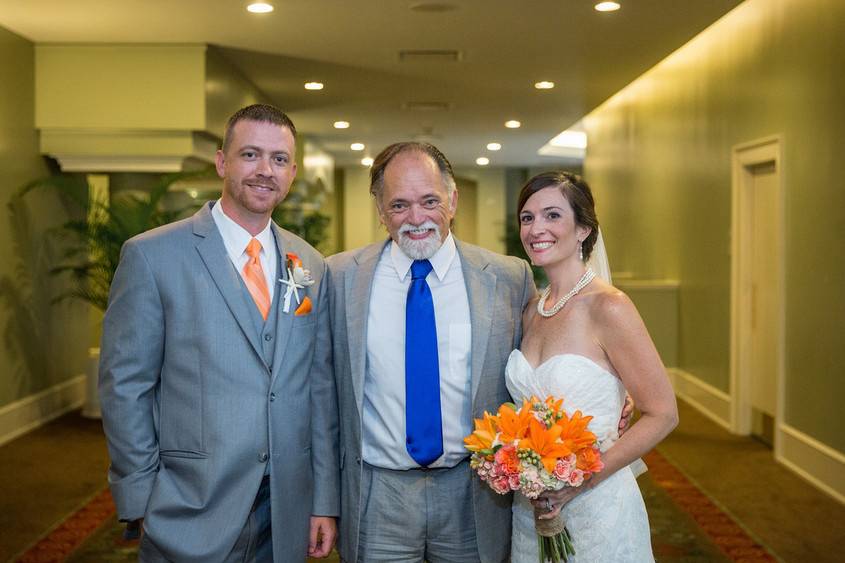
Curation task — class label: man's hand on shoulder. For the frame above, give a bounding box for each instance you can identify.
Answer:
[308,516,337,558]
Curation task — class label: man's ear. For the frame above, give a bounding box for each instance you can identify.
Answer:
[215,149,226,179]
[449,187,459,214]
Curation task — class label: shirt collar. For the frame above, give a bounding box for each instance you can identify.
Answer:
[389,231,457,282]
[212,199,274,258]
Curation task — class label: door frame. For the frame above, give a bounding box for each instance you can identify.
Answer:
[729,135,785,459]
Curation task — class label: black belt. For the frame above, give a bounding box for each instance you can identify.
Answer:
[414,457,470,472]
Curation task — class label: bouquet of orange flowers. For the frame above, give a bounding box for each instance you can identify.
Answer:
[464,396,604,563]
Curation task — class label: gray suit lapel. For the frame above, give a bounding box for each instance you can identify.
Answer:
[270,225,296,384]
[193,202,264,362]
[347,241,387,412]
[457,241,496,403]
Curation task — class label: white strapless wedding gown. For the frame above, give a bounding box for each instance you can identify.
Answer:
[506,350,654,562]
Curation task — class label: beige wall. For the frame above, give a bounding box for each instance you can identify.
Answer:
[582,0,845,452]
[340,166,382,250]
[0,26,86,407]
[35,44,206,130]
[454,167,507,254]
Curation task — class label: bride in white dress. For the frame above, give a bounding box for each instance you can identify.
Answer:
[507,171,678,562]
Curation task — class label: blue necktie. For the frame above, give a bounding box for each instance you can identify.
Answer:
[405,259,443,466]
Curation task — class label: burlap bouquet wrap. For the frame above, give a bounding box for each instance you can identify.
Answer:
[533,507,566,536]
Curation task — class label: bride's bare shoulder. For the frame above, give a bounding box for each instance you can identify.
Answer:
[587,280,638,324]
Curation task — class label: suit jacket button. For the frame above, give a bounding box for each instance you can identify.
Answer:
[264,333,272,341]
[269,392,276,402]
[258,452,269,462]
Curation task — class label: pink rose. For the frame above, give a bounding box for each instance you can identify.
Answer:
[553,458,572,480]
[567,469,585,487]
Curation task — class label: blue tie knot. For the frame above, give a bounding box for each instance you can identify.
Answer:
[411,260,433,280]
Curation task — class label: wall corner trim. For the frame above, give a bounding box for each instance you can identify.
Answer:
[667,368,731,430]
[778,424,845,505]
[0,375,86,447]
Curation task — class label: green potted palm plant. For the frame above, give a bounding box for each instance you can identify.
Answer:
[19,169,210,416]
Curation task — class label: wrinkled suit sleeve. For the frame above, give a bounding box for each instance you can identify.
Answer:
[310,261,340,516]
[98,240,164,521]
[516,259,537,344]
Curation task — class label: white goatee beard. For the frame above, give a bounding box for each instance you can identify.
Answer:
[397,221,442,260]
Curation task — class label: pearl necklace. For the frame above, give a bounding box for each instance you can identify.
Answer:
[536,268,596,318]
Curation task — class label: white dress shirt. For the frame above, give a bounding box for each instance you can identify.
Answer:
[211,200,277,301]
[362,233,473,469]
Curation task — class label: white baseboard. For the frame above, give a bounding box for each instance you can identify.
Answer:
[0,375,86,447]
[666,368,732,430]
[778,423,845,505]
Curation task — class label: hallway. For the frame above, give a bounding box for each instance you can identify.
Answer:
[2,398,842,562]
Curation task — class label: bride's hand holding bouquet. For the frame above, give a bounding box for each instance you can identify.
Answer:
[464,396,604,563]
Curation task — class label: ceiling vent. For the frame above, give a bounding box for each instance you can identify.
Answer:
[398,49,462,63]
[402,101,452,112]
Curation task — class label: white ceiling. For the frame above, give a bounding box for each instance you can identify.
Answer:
[0,0,743,167]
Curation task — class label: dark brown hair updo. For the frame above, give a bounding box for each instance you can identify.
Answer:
[516,171,599,262]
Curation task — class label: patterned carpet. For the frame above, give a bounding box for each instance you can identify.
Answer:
[15,449,776,563]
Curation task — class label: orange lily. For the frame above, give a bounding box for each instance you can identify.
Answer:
[464,411,498,453]
[520,417,572,473]
[556,410,598,453]
[576,446,604,473]
[543,396,565,416]
[497,400,533,443]
[286,252,303,268]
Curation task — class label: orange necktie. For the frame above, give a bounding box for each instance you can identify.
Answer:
[243,238,271,320]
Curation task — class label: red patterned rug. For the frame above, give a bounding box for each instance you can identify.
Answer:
[17,450,777,562]
[16,488,115,562]
[644,450,776,562]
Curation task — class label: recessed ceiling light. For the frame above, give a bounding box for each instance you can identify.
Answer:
[534,81,555,90]
[476,157,490,166]
[350,142,365,151]
[304,81,324,90]
[594,2,621,12]
[333,121,350,129]
[361,157,374,166]
[486,142,502,151]
[505,120,521,129]
[247,3,274,14]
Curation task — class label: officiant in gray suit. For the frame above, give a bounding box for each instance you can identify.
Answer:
[326,142,536,562]
[99,104,339,562]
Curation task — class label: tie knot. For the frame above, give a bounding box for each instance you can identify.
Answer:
[246,238,262,259]
[411,260,433,280]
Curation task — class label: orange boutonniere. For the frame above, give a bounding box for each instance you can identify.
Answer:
[280,252,315,315]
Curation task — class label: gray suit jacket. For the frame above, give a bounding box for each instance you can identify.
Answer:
[99,202,339,562]
[326,238,535,563]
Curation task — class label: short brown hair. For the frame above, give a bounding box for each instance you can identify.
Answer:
[369,142,456,206]
[222,104,297,152]
[517,171,599,261]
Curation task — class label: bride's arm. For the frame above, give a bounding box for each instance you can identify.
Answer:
[591,290,678,482]
[537,290,677,518]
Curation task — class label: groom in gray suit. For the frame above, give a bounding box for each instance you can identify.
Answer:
[99,104,338,562]
[327,142,535,562]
